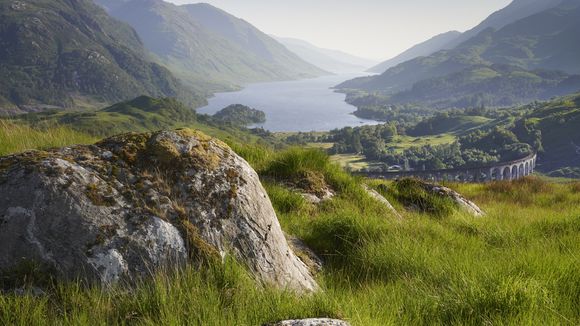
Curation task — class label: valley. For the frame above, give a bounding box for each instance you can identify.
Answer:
[198,73,382,132]
[0,0,579,325]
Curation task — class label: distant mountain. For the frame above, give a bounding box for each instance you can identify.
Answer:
[365,0,562,75]
[97,0,326,93]
[0,0,199,114]
[446,0,564,48]
[275,37,377,73]
[338,0,580,107]
[368,31,461,74]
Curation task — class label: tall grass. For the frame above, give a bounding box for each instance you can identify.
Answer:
[0,120,97,156]
[0,141,578,325]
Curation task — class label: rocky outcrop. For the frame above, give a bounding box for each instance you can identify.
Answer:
[268,319,351,326]
[0,129,317,292]
[363,185,403,219]
[392,178,485,217]
[424,183,485,217]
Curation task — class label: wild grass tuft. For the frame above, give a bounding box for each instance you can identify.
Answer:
[0,120,97,156]
[390,178,456,218]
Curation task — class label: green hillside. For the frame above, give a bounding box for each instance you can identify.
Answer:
[10,96,277,150]
[391,64,580,108]
[0,119,579,325]
[409,113,493,137]
[515,93,580,175]
[98,0,326,93]
[18,96,196,137]
[0,0,201,114]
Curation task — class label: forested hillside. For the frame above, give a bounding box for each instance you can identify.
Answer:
[0,0,201,114]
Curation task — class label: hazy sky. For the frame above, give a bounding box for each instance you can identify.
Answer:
[167,0,513,61]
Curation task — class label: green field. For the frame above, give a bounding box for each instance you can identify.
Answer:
[0,124,578,325]
[388,134,457,153]
[306,142,334,150]
[330,153,370,170]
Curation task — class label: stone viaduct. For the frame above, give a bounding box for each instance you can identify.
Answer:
[357,153,537,183]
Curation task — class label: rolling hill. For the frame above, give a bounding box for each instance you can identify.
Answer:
[97,0,327,93]
[0,0,200,115]
[516,92,580,175]
[390,64,580,108]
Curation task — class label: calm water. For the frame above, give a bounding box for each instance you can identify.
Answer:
[197,73,380,132]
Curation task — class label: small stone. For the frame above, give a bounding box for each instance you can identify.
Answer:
[268,319,351,326]
[14,286,45,297]
[302,193,321,204]
[101,151,113,160]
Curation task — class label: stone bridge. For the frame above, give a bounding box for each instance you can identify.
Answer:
[357,153,537,183]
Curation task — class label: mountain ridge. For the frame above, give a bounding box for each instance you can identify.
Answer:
[275,36,377,73]
[446,0,564,48]
[368,31,461,74]
[337,0,580,108]
[0,0,201,114]
[97,0,327,93]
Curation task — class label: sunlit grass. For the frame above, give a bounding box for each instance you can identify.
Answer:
[389,133,457,153]
[0,137,578,325]
[0,120,97,156]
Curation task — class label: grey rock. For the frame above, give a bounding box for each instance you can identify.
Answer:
[287,236,323,274]
[0,129,317,292]
[431,185,484,217]
[420,182,485,217]
[301,189,334,205]
[268,319,351,326]
[363,185,403,219]
[101,151,113,160]
[13,286,45,297]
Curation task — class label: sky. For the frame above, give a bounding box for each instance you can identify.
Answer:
[167,0,513,61]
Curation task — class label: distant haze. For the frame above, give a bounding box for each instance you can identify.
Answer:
[167,0,512,60]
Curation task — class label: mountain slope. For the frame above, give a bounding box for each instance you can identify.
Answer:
[0,0,198,114]
[391,64,580,108]
[517,92,580,174]
[368,31,461,74]
[365,0,563,75]
[275,37,377,73]
[99,0,326,93]
[338,0,580,107]
[447,0,564,48]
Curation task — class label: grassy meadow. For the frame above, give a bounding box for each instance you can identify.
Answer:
[0,120,98,156]
[0,123,578,325]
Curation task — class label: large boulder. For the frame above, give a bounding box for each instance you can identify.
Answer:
[0,129,317,292]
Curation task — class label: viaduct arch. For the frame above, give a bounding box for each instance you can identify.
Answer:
[357,153,537,183]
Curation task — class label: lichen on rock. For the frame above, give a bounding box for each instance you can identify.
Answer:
[0,129,317,292]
